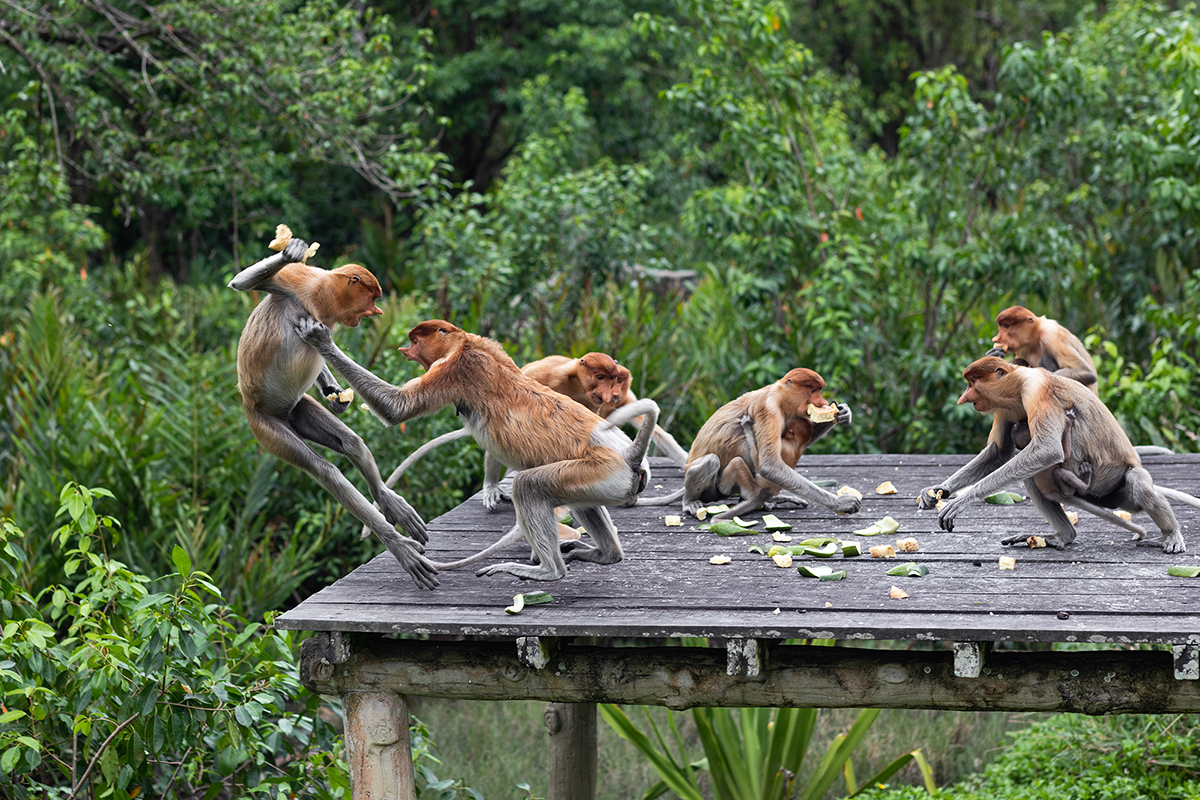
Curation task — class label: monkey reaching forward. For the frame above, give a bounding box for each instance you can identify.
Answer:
[918,357,1199,553]
[986,306,1098,394]
[297,318,659,582]
[364,350,685,519]
[229,233,436,589]
[640,369,861,521]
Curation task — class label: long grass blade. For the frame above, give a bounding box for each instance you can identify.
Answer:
[598,705,704,800]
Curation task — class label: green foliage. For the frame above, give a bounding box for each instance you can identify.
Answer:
[0,483,347,797]
[600,702,935,800]
[860,714,1200,800]
[0,484,483,798]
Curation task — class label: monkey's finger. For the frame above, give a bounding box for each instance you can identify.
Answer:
[984,347,1006,358]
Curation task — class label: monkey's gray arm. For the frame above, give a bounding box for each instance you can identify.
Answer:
[296,317,430,425]
[935,432,1064,532]
[227,238,309,292]
[757,458,861,514]
[917,445,1009,510]
[1054,365,1097,387]
[481,451,511,511]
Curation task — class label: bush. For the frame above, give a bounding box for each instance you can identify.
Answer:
[860,713,1200,800]
[0,484,482,799]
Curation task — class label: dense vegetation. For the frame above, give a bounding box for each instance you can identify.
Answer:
[2,0,1199,796]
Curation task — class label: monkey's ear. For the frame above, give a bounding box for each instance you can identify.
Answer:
[994,367,1007,378]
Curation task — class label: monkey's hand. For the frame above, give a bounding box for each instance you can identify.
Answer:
[834,403,853,426]
[936,496,964,532]
[280,237,309,264]
[917,485,950,510]
[296,315,334,351]
[320,383,352,415]
[481,484,511,512]
[832,492,861,514]
[984,346,1006,358]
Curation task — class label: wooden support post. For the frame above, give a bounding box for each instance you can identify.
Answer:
[344,691,418,800]
[727,638,764,677]
[544,702,597,800]
[1174,644,1199,680]
[953,642,990,678]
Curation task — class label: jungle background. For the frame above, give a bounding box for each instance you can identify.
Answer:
[1,0,1199,796]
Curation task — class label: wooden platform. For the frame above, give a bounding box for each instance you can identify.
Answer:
[277,453,1200,647]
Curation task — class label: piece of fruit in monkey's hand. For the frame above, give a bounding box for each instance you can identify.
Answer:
[269,224,293,251]
[807,403,837,423]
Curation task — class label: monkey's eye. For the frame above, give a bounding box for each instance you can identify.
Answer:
[349,275,360,282]
[438,328,447,334]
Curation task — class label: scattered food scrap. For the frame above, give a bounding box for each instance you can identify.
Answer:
[664,515,683,527]
[998,556,1016,570]
[709,555,732,565]
[876,481,898,495]
[771,553,793,568]
[771,532,793,542]
[870,544,897,559]
[1026,535,1047,548]
[505,591,554,614]
[890,586,910,600]
[887,562,929,578]
[896,537,920,552]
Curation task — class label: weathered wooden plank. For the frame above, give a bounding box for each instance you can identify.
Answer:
[277,454,1200,647]
[299,637,1200,715]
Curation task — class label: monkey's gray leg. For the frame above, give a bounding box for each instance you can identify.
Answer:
[1003,480,1076,549]
[561,505,624,565]
[1124,468,1185,553]
[683,455,720,518]
[476,469,569,581]
[249,409,438,589]
[291,397,428,545]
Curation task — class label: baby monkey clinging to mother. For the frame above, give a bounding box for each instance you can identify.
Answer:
[918,357,1200,553]
[640,368,861,521]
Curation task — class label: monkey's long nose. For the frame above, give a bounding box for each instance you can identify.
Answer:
[956,390,971,405]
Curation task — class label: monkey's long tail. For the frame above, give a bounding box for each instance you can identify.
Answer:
[1135,445,1174,456]
[360,427,474,539]
[634,487,685,506]
[1157,486,1200,509]
[428,523,527,570]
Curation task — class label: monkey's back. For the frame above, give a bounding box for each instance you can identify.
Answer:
[451,345,608,470]
[237,295,324,417]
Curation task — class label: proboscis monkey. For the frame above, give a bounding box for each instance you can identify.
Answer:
[917,357,1199,552]
[367,351,684,524]
[522,353,691,465]
[986,306,1099,394]
[296,318,660,581]
[639,369,861,521]
[229,231,436,590]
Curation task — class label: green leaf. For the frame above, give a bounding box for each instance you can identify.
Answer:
[172,546,192,577]
[1168,566,1200,578]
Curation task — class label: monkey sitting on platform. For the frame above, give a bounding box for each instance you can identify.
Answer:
[639,369,861,521]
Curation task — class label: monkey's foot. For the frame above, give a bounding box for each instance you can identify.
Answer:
[561,540,622,565]
[376,533,439,589]
[378,490,429,545]
[1137,535,1186,554]
[772,493,808,509]
[476,562,566,581]
[1000,532,1071,549]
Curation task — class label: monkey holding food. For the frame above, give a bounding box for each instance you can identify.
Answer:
[640,368,861,521]
[229,227,436,589]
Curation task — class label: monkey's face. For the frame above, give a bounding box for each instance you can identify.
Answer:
[332,265,384,327]
[401,320,459,370]
[958,380,989,412]
[992,306,1035,351]
[579,354,629,406]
